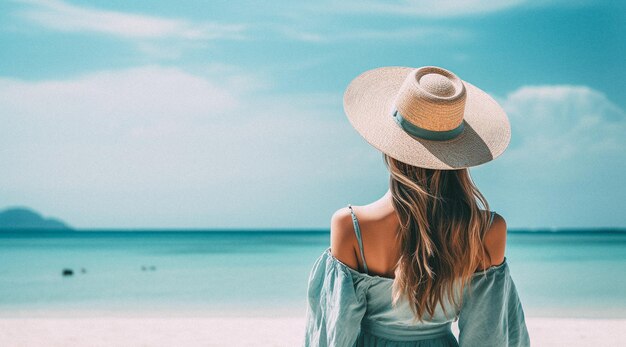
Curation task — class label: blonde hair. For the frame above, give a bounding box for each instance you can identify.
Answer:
[383,153,493,321]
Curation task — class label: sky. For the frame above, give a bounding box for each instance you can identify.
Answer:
[0,0,624,229]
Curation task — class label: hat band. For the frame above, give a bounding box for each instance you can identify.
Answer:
[392,110,464,141]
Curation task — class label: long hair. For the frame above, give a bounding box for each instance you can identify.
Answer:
[383,153,493,321]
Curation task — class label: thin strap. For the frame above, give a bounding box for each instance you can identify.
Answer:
[347,204,369,274]
[489,210,496,227]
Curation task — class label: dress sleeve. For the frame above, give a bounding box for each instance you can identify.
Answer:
[458,259,531,347]
[303,250,369,347]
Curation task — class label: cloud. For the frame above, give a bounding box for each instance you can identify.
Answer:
[0,66,379,228]
[13,0,246,40]
[11,0,478,54]
[501,85,625,165]
[474,84,626,228]
[0,66,238,135]
[1,64,622,228]
[323,0,587,18]
[337,0,525,17]
[274,25,471,43]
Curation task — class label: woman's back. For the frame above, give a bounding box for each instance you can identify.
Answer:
[330,191,507,280]
[304,194,528,346]
[330,193,403,279]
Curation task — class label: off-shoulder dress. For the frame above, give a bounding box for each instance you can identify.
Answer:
[303,206,530,347]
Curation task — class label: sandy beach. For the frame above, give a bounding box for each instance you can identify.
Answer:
[0,313,624,346]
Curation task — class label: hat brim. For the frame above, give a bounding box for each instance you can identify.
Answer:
[343,66,511,170]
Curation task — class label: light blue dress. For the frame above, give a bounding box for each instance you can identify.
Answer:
[303,206,530,347]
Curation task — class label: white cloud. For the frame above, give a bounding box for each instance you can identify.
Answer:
[502,85,625,163]
[473,84,626,228]
[0,66,237,135]
[340,0,524,17]
[2,65,622,229]
[14,0,246,40]
[0,66,381,228]
[275,25,470,43]
[324,0,587,17]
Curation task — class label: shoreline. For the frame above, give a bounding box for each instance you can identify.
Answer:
[0,306,307,319]
[0,310,624,346]
[2,305,625,319]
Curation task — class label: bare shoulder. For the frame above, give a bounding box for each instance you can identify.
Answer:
[329,206,359,270]
[482,212,507,267]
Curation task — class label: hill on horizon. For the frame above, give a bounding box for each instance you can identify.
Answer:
[0,207,71,230]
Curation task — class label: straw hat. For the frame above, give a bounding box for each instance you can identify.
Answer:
[343,66,511,170]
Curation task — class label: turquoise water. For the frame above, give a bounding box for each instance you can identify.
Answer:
[0,231,624,317]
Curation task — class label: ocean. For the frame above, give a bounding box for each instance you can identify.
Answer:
[0,230,624,318]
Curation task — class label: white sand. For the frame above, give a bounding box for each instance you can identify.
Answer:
[0,315,624,346]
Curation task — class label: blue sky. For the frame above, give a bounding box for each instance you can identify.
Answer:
[0,0,624,229]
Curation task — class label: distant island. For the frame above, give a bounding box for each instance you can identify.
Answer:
[0,207,72,230]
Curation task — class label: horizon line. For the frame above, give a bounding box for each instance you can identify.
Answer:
[1,227,626,234]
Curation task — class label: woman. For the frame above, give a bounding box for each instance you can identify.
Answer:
[304,66,530,346]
